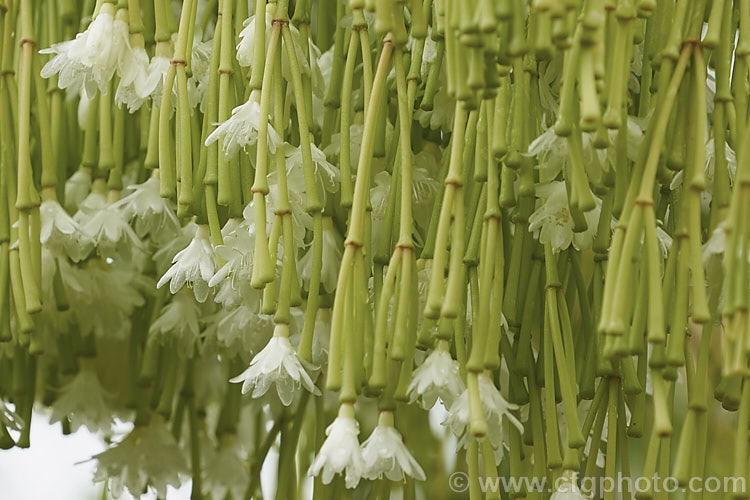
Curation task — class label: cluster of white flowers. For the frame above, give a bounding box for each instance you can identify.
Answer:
[40,6,128,99]
[309,408,425,488]
[20,0,739,497]
[92,419,188,498]
[42,6,210,112]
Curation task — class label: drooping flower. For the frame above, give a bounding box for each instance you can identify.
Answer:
[265,166,314,249]
[308,405,365,489]
[205,90,281,158]
[325,124,363,169]
[526,117,645,188]
[187,37,212,110]
[360,412,426,481]
[92,418,188,498]
[209,220,257,308]
[40,8,129,99]
[704,224,726,264]
[49,368,116,433]
[369,159,437,249]
[526,126,569,181]
[64,168,93,213]
[149,291,203,358]
[79,204,144,261]
[157,225,217,303]
[211,304,273,354]
[229,325,320,406]
[283,142,340,194]
[153,221,199,272]
[144,55,172,108]
[528,181,601,253]
[298,216,343,293]
[61,259,147,340]
[203,435,250,500]
[444,374,523,453]
[115,45,151,112]
[236,13,272,68]
[113,175,180,244]
[40,199,94,262]
[408,348,465,410]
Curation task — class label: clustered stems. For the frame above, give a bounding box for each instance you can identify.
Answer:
[0,0,749,498]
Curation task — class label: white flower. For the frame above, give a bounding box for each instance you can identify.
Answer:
[252,167,313,249]
[298,216,342,293]
[526,119,644,187]
[528,182,600,253]
[370,160,436,247]
[40,199,94,262]
[360,413,426,481]
[284,142,340,194]
[157,225,217,302]
[74,186,108,216]
[92,418,188,498]
[317,47,334,88]
[49,368,115,433]
[703,224,726,264]
[153,221,198,272]
[143,56,172,108]
[311,47,334,129]
[188,37,212,110]
[64,261,147,339]
[236,13,272,67]
[212,304,273,353]
[205,91,281,158]
[149,291,202,358]
[325,124,363,169]
[527,126,568,180]
[209,220,257,308]
[115,46,151,112]
[144,56,171,95]
[229,326,320,406]
[444,374,523,453]
[308,406,365,488]
[79,204,144,261]
[41,9,129,99]
[115,41,171,112]
[408,349,465,409]
[64,168,92,213]
[370,170,393,222]
[77,92,93,128]
[706,137,737,184]
[213,274,262,311]
[308,41,325,99]
[272,168,314,248]
[113,176,180,244]
[203,436,249,500]
[654,223,672,258]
